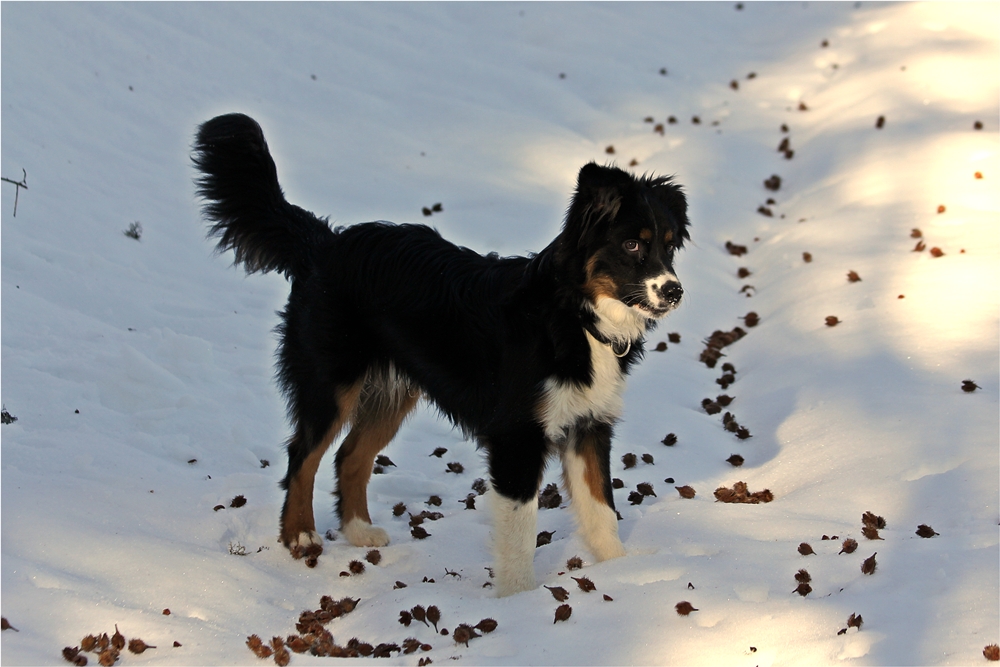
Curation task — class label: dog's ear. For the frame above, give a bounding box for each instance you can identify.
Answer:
[565,163,630,247]
[648,178,690,248]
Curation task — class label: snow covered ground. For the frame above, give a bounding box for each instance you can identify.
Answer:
[2,2,997,665]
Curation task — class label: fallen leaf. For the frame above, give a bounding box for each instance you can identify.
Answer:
[545,586,569,602]
[127,639,155,654]
[862,526,882,540]
[861,552,878,575]
[675,601,698,616]
[554,604,573,623]
[726,241,748,256]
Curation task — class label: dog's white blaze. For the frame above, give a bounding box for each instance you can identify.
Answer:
[491,491,538,596]
[646,271,680,310]
[342,516,390,547]
[562,448,627,561]
[540,332,626,440]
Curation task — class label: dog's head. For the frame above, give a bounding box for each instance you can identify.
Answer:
[558,162,690,340]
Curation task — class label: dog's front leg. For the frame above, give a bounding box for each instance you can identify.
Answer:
[485,426,548,596]
[562,421,627,562]
[491,491,539,597]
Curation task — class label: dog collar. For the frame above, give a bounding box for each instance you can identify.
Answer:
[583,322,632,358]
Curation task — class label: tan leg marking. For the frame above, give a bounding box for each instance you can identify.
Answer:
[337,391,419,528]
[562,440,626,562]
[577,437,607,502]
[281,382,363,554]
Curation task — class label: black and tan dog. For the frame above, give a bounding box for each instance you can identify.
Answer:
[193,113,689,596]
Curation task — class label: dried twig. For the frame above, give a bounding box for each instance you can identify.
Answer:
[1,169,27,217]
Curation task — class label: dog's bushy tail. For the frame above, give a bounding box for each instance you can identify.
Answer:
[192,113,333,279]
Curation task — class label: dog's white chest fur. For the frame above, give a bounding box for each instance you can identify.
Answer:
[539,333,626,440]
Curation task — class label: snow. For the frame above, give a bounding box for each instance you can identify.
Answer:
[2,2,998,665]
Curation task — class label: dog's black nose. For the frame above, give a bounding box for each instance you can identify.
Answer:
[659,281,683,305]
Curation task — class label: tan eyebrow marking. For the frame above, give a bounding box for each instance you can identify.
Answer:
[664,230,673,243]
[639,228,653,241]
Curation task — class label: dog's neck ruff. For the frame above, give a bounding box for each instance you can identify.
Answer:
[584,297,649,355]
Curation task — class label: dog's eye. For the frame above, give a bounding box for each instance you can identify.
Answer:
[623,240,640,253]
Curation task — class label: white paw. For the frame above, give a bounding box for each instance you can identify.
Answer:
[291,530,322,549]
[494,568,537,597]
[288,530,323,563]
[592,538,627,562]
[491,493,538,597]
[342,517,390,547]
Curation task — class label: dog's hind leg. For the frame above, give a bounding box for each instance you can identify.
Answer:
[562,421,627,562]
[280,382,363,560]
[486,425,549,596]
[336,374,419,547]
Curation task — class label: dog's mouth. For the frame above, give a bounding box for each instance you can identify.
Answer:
[632,301,676,319]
